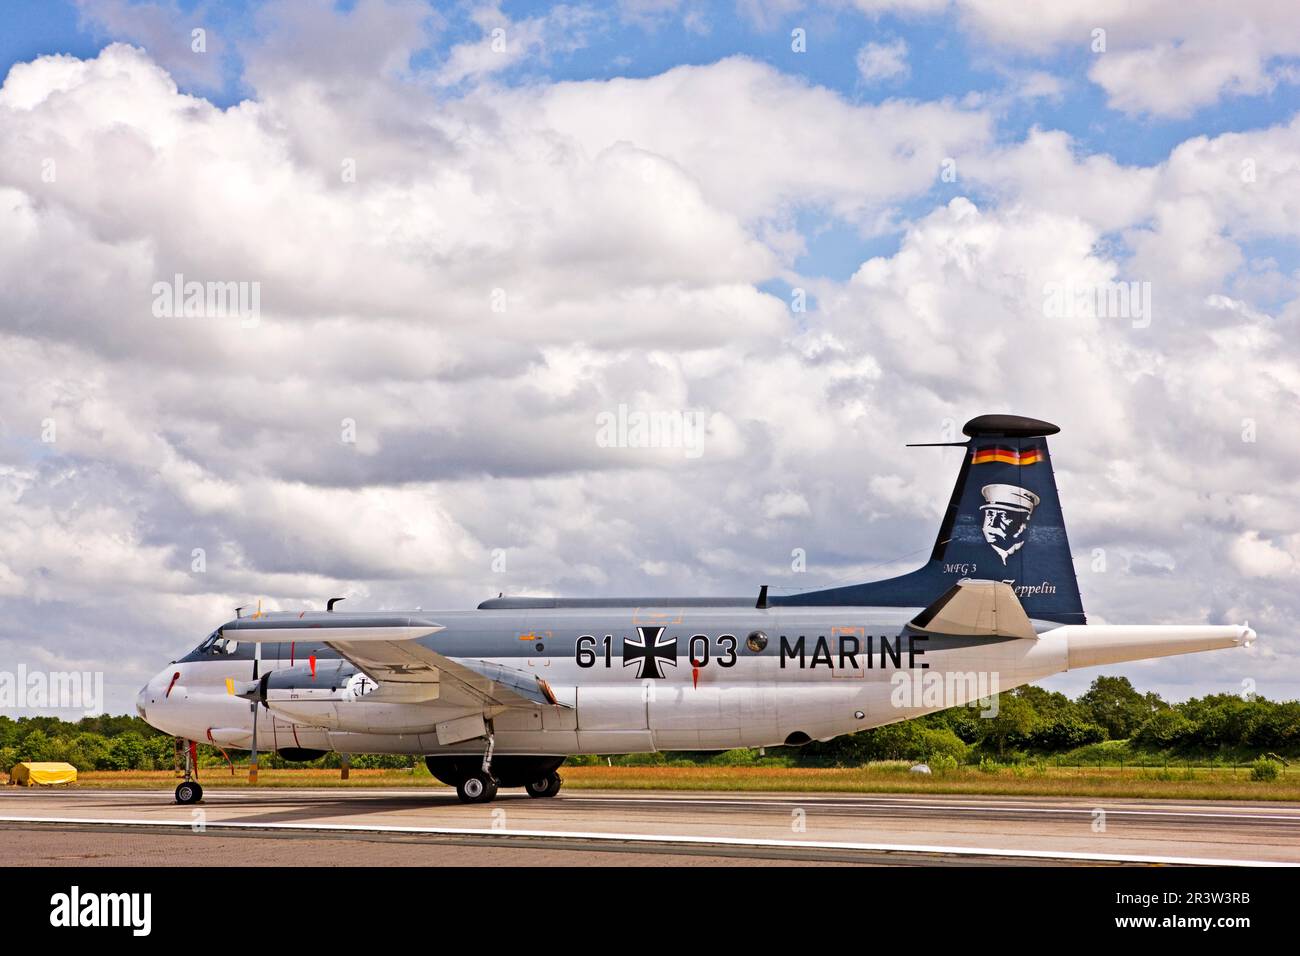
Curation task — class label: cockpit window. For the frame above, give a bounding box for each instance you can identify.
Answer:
[196,631,239,655]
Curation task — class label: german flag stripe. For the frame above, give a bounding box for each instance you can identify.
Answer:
[972,445,1042,466]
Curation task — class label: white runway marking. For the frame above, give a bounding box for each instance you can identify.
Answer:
[0,814,1293,867]
[11,788,1296,823]
[570,795,1300,822]
[28,788,1292,823]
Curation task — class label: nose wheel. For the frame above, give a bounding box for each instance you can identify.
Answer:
[175,780,203,804]
[173,737,203,804]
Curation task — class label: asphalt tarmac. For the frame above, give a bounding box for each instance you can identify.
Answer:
[2,787,1298,866]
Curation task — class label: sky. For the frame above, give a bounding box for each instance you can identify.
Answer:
[1,0,1299,716]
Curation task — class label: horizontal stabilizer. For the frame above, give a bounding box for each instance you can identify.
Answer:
[1050,624,1256,669]
[909,579,1037,640]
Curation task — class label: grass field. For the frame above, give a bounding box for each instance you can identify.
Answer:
[10,763,1299,801]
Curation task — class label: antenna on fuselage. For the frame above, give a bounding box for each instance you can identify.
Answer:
[327,597,346,612]
[235,606,247,618]
[756,585,769,610]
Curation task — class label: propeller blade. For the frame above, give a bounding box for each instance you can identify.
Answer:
[249,643,262,785]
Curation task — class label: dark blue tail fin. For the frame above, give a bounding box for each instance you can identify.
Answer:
[772,414,1085,625]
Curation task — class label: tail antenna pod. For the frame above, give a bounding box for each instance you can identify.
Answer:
[327,597,346,612]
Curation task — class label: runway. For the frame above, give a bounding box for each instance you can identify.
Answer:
[3,787,1299,866]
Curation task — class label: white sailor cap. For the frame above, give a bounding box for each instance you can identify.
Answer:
[979,483,1040,514]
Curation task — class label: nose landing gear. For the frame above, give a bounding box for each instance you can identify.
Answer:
[175,779,203,804]
[173,738,203,804]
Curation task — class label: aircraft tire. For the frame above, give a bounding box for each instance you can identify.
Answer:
[525,771,562,798]
[175,781,203,804]
[456,772,498,804]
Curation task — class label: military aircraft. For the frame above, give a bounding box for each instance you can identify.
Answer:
[137,414,1255,804]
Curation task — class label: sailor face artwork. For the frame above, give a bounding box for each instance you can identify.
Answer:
[979,483,1040,565]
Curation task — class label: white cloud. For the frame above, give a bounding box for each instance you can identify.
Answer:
[433,2,600,87]
[516,56,990,224]
[827,0,1300,117]
[762,490,812,519]
[73,0,231,90]
[3,19,1300,712]
[856,38,909,82]
[1231,531,1297,579]
[953,0,1300,117]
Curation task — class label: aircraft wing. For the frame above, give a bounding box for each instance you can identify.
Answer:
[908,579,1037,640]
[227,618,568,710]
[328,637,567,709]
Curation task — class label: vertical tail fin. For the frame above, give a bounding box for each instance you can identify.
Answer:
[774,414,1085,625]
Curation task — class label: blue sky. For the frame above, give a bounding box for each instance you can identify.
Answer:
[11,1,1296,149]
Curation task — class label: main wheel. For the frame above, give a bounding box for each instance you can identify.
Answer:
[456,771,499,804]
[175,781,203,804]
[524,771,562,798]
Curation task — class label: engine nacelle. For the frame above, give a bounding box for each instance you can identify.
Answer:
[267,698,440,734]
[239,660,442,734]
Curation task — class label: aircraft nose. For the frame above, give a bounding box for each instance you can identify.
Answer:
[136,669,172,724]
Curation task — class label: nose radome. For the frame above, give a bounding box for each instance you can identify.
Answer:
[135,683,149,719]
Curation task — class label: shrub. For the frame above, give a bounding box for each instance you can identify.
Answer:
[928,753,958,773]
[1250,758,1280,782]
[845,723,969,765]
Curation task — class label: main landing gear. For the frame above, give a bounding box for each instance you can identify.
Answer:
[524,772,563,799]
[426,755,566,804]
[456,771,499,804]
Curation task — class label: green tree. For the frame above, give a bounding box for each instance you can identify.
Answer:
[980,693,1039,757]
[105,732,147,770]
[65,733,111,771]
[1028,714,1106,751]
[1016,685,1079,723]
[1133,708,1194,750]
[1078,676,1159,739]
[1249,701,1300,750]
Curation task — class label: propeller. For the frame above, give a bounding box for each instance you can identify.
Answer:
[226,605,269,786]
[249,641,262,784]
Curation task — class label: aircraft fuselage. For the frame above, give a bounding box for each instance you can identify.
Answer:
[138,605,1076,757]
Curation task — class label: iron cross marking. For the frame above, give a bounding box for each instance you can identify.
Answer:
[622,625,678,680]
